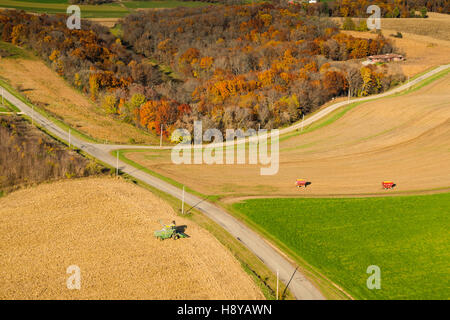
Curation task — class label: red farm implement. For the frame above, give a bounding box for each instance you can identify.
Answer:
[382,181,395,190]
[296,179,308,188]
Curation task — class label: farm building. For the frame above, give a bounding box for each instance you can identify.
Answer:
[367,54,405,63]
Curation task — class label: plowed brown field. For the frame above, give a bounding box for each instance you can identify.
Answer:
[125,73,450,199]
[0,178,263,299]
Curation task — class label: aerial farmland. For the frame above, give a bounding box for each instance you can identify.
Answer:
[0,0,448,308]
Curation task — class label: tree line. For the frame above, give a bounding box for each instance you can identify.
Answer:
[285,0,449,17]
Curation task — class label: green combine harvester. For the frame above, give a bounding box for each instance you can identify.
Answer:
[154,220,188,240]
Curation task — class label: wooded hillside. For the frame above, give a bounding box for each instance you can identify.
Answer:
[0,5,405,137]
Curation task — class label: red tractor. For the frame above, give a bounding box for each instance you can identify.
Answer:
[382,181,395,190]
[296,179,308,188]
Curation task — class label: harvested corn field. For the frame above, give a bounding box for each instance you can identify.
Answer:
[0,177,264,300]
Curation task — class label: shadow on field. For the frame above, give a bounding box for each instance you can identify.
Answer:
[176,225,190,238]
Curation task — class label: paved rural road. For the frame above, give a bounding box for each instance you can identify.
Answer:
[1,64,448,300]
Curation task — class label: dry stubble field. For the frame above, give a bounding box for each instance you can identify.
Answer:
[0,178,263,299]
[124,73,450,199]
[379,13,450,42]
[338,13,450,77]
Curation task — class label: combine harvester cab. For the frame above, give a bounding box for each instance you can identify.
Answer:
[382,181,395,190]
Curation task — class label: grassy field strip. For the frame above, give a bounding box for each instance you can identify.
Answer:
[279,101,363,145]
[0,0,212,17]
[0,40,36,60]
[0,0,123,11]
[403,67,450,93]
[0,0,129,18]
[0,97,20,112]
[122,1,212,9]
[231,194,450,299]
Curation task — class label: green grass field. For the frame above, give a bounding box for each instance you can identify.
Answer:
[122,1,212,9]
[0,0,212,18]
[232,193,450,299]
[0,0,128,18]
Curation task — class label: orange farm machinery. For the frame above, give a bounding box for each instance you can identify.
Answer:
[296,179,308,188]
[382,181,395,190]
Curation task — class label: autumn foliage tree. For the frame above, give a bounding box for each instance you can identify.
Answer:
[0,6,405,137]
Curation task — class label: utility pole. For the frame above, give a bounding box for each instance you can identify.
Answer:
[116,151,119,176]
[160,124,163,148]
[181,186,185,214]
[276,269,279,300]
